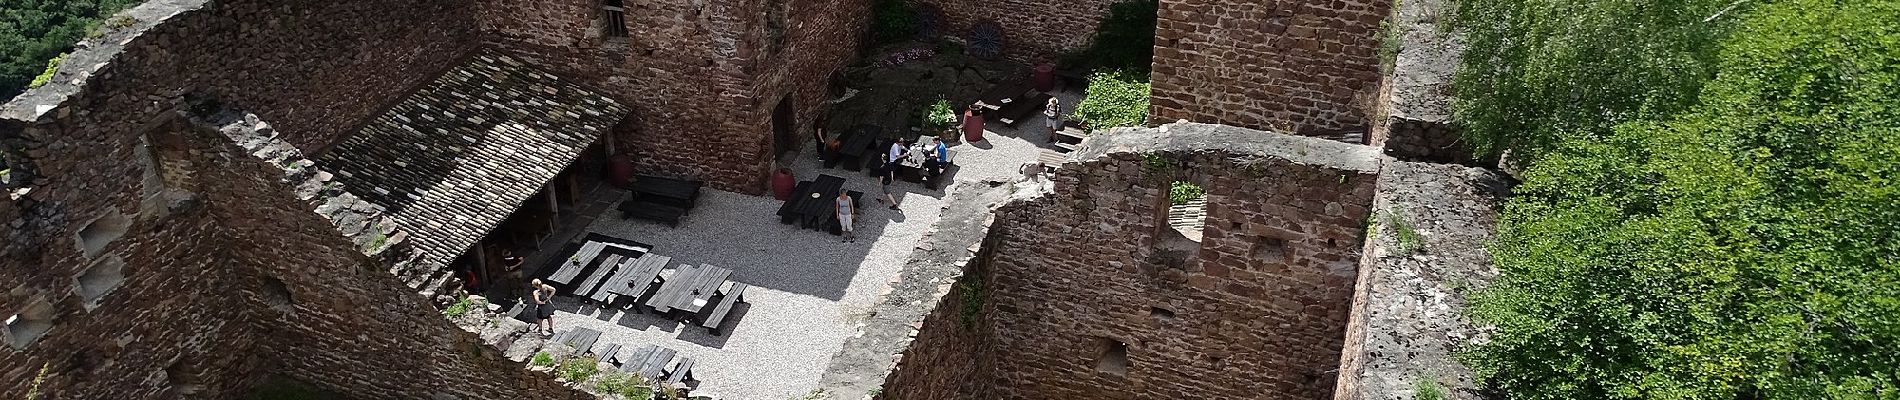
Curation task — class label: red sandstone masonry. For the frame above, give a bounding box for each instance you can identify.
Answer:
[479,0,869,193]
[923,0,1120,63]
[1150,0,1391,137]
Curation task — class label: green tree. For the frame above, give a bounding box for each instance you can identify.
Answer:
[0,0,140,98]
[1451,0,1738,160]
[1466,0,1900,398]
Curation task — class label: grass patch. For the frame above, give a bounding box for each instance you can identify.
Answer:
[590,371,656,399]
[1382,210,1423,255]
[530,351,556,368]
[958,278,985,329]
[1414,377,1444,400]
[27,54,65,89]
[441,295,479,318]
[558,356,600,382]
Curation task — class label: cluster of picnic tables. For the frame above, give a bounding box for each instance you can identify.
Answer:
[539,233,750,335]
[552,327,697,387]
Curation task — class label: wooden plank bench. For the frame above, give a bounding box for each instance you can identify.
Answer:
[776,180,814,224]
[667,357,696,385]
[698,283,749,336]
[637,346,676,380]
[630,175,703,210]
[619,199,688,228]
[594,343,621,363]
[614,344,654,368]
[555,327,602,355]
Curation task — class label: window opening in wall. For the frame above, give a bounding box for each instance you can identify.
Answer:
[76,210,131,258]
[5,297,55,350]
[599,0,630,39]
[76,255,128,309]
[1149,306,1176,323]
[1166,180,1206,240]
[1251,236,1289,263]
[1096,337,1130,376]
[165,359,205,396]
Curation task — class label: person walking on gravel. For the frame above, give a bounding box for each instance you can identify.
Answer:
[1044,97,1064,142]
[530,279,556,336]
[835,190,858,242]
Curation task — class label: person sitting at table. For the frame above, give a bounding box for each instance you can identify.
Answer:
[923,138,947,190]
[887,137,910,166]
[835,190,857,243]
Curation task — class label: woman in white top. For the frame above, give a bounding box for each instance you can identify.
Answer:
[835,191,857,243]
[1044,97,1063,142]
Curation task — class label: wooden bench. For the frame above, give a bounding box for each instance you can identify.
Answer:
[698,283,749,336]
[630,175,703,210]
[776,180,814,224]
[545,242,609,289]
[619,199,688,227]
[573,253,626,300]
[667,357,696,385]
[593,343,621,362]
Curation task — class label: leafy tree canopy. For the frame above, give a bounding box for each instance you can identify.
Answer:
[0,0,139,99]
[1465,0,1900,398]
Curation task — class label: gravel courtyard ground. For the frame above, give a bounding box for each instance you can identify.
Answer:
[525,87,1081,399]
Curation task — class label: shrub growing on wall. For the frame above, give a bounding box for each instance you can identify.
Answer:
[1073,70,1151,131]
[866,0,915,46]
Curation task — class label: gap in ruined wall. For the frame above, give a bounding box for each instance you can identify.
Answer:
[4,296,55,350]
[1148,306,1176,324]
[164,357,206,396]
[1250,236,1289,264]
[260,276,295,314]
[1095,337,1130,376]
[75,209,132,259]
[75,255,128,310]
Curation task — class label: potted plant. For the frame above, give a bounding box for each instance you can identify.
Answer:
[925,98,957,141]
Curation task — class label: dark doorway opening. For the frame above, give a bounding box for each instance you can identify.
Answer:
[772,96,797,160]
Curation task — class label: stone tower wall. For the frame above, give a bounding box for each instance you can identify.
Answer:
[1149,0,1391,138]
[919,0,1120,63]
[974,123,1381,399]
[477,0,869,193]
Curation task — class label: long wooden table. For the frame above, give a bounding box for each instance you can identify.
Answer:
[648,264,733,317]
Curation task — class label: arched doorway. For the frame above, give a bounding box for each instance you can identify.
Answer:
[771,96,796,160]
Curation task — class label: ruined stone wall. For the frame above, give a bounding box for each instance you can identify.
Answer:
[1333,161,1505,400]
[1363,0,1486,165]
[189,110,595,400]
[920,0,1118,63]
[971,123,1380,399]
[3,0,477,155]
[1150,0,1390,138]
[479,0,868,193]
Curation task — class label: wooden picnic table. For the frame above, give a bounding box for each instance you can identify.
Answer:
[649,264,732,316]
[974,80,1034,112]
[791,174,846,230]
[630,175,702,209]
[995,92,1054,126]
[598,254,670,304]
[834,125,881,171]
[545,241,608,288]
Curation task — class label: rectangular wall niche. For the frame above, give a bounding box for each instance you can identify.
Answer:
[5,297,56,350]
[1095,337,1130,376]
[77,255,128,309]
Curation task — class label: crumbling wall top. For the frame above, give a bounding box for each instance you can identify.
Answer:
[0,0,206,122]
[1072,121,1385,174]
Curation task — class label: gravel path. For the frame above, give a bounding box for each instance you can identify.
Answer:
[535,87,1083,400]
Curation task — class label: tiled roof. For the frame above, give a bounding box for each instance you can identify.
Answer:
[318,51,629,270]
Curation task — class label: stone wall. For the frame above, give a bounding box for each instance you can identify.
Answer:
[478,0,868,193]
[974,123,1381,399]
[1150,0,1391,138]
[1362,0,1487,166]
[1333,161,1507,400]
[919,0,1119,63]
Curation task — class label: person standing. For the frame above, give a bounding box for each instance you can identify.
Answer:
[879,167,900,210]
[1044,97,1064,142]
[530,279,556,336]
[835,191,857,243]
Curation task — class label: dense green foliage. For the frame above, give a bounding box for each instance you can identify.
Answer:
[924,98,956,131]
[1168,181,1201,206]
[1073,70,1150,132]
[1463,0,1900,398]
[558,356,600,382]
[1061,0,1157,74]
[1452,0,1736,159]
[2,0,139,98]
[590,371,657,399]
